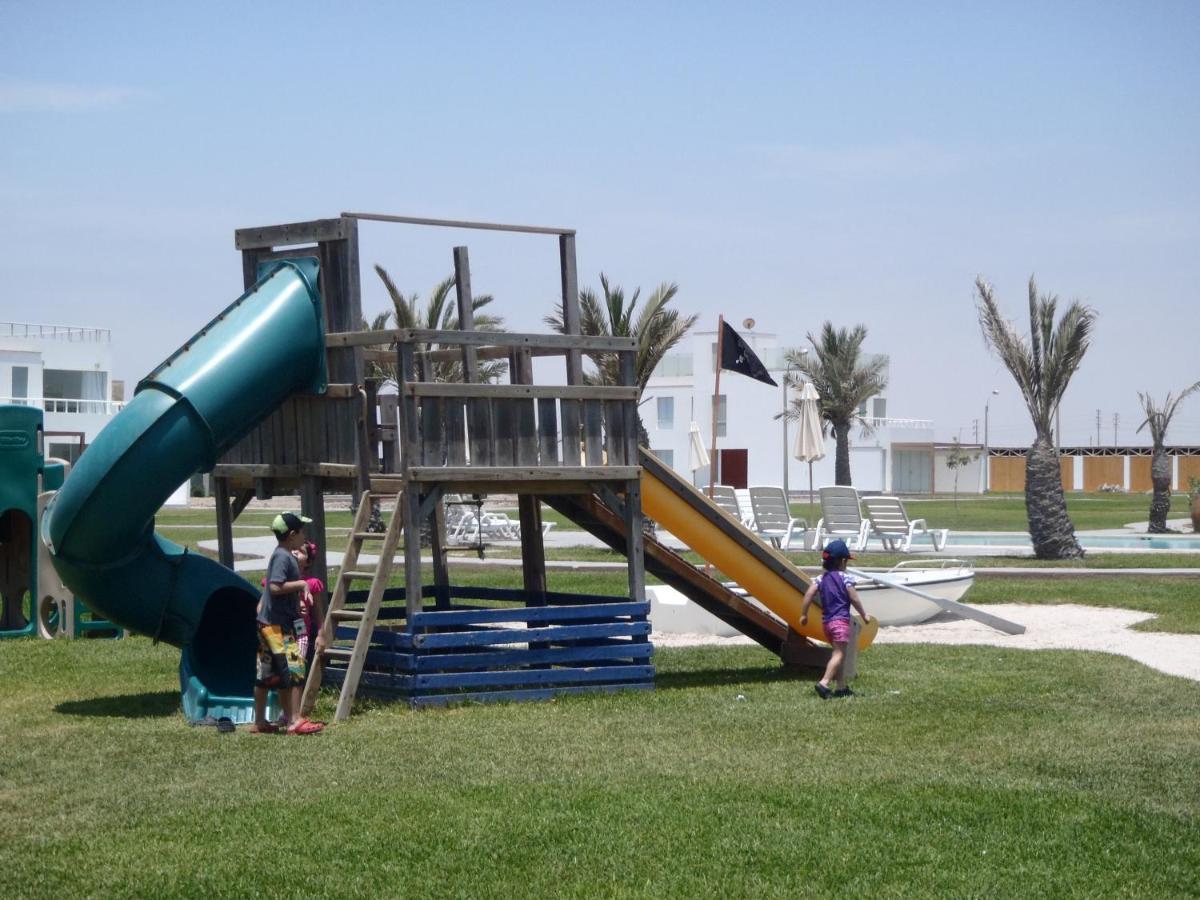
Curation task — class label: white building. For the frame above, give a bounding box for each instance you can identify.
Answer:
[642,326,935,495]
[0,322,122,463]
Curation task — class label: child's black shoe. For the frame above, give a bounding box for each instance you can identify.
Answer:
[832,687,855,698]
[814,683,832,700]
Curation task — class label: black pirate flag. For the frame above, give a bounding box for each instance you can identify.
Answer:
[719,321,777,387]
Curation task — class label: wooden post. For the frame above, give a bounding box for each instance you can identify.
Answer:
[419,353,450,607]
[398,341,423,621]
[619,350,646,603]
[214,477,234,570]
[512,349,547,604]
[299,475,328,588]
[708,315,725,498]
[559,234,583,466]
[453,246,479,381]
[844,618,860,680]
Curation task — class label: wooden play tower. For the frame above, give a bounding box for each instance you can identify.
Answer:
[215,213,652,715]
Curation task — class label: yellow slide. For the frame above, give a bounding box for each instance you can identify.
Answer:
[639,454,878,651]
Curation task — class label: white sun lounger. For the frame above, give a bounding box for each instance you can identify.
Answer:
[748,486,809,550]
[861,495,948,552]
[813,485,870,551]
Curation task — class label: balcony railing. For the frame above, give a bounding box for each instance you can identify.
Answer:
[0,322,111,342]
[0,396,125,415]
[865,416,932,429]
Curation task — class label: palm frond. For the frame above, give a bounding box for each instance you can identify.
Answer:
[1137,381,1200,446]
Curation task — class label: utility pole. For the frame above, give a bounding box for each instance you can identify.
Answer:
[972,419,979,442]
[1096,409,1101,446]
[1113,412,1119,447]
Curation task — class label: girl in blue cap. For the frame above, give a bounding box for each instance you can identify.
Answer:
[800,538,871,699]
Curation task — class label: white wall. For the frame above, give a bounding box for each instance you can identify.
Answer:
[643,328,928,494]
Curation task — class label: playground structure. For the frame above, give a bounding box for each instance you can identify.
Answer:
[44,212,881,724]
[0,405,120,639]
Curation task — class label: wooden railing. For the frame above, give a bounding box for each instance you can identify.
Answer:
[329,329,642,484]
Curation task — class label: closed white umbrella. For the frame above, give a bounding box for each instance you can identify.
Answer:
[689,421,710,476]
[792,382,825,517]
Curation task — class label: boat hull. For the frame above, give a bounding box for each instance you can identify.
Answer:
[855,568,975,625]
[648,567,976,635]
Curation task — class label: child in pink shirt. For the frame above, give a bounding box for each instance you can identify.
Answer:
[292,541,326,667]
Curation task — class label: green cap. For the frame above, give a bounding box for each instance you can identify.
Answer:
[271,512,312,537]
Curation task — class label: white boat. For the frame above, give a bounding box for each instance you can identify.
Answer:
[851,560,975,626]
[647,560,975,635]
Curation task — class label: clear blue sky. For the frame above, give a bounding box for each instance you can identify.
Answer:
[4,1,1198,446]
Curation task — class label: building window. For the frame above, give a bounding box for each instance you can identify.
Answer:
[657,396,674,430]
[48,442,84,465]
[873,398,887,420]
[716,395,727,437]
[11,366,28,404]
[653,448,674,468]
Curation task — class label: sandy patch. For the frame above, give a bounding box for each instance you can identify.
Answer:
[654,604,1200,683]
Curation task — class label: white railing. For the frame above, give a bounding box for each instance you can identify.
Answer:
[0,322,111,342]
[0,396,125,415]
[865,416,933,429]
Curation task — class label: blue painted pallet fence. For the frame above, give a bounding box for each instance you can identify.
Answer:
[412,621,650,650]
[414,642,653,672]
[409,601,648,628]
[324,587,653,707]
[322,641,653,674]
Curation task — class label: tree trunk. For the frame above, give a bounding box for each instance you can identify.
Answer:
[1147,445,1172,533]
[1025,436,1084,559]
[833,420,852,486]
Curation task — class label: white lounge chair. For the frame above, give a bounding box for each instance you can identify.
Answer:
[734,489,756,528]
[710,485,743,521]
[748,486,809,550]
[861,496,948,552]
[813,486,870,551]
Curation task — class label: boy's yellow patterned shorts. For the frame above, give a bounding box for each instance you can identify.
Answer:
[256,624,306,688]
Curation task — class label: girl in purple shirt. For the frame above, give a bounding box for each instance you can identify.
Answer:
[801,539,871,699]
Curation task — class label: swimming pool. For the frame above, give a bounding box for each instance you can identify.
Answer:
[909,532,1200,551]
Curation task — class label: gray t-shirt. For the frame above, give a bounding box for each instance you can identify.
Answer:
[257,546,302,628]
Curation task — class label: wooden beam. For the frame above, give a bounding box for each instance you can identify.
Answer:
[405,466,641,482]
[235,218,349,250]
[326,329,636,353]
[342,211,574,236]
[211,463,359,478]
[405,383,638,401]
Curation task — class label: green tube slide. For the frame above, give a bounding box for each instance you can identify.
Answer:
[43,259,327,722]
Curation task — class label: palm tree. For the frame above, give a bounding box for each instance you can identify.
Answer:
[975,276,1096,560]
[369,265,507,385]
[545,273,697,442]
[1136,382,1199,533]
[783,323,887,486]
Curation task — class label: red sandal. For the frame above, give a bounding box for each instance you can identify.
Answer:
[287,717,324,735]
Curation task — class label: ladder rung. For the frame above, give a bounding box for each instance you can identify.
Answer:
[331,609,365,621]
[341,570,378,580]
[353,531,387,540]
[322,647,353,658]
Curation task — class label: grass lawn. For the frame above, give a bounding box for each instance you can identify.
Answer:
[1,631,1197,898]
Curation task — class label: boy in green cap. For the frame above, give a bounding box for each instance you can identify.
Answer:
[251,512,324,735]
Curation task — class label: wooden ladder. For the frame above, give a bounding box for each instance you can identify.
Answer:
[300,489,404,722]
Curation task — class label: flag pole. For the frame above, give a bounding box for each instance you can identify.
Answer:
[708,314,724,499]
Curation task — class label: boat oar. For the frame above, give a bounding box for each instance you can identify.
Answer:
[847,566,1025,635]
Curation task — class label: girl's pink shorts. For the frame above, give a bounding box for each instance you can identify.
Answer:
[824,618,852,644]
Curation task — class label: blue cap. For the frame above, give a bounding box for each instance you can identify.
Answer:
[822,539,855,561]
